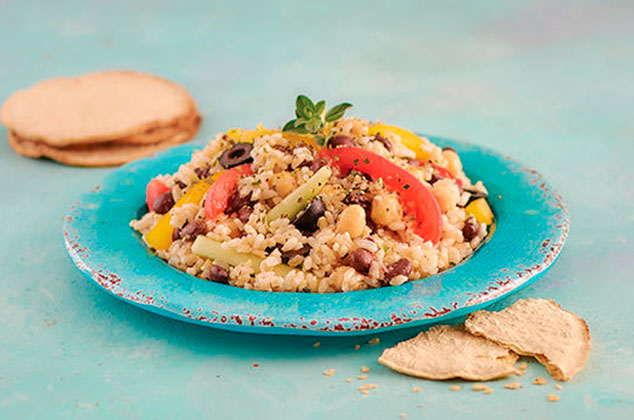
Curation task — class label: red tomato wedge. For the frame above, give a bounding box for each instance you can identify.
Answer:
[319,147,442,244]
[146,179,171,212]
[204,164,253,220]
[430,162,463,187]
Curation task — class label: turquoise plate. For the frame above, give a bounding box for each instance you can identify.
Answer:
[63,136,568,336]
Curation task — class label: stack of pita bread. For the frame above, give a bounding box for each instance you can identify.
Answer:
[1,70,201,166]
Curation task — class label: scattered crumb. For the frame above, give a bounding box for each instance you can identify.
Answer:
[497,194,502,199]
[504,382,522,390]
[369,338,380,345]
[252,363,260,368]
[515,362,528,376]
[450,385,462,392]
[554,384,563,390]
[399,413,407,419]
[323,369,336,377]
[412,387,422,393]
[346,378,353,383]
[472,384,493,394]
[313,342,321,348]
[358,383,377,394]
[533,377,547,385]
[357,375,368,380]
[548,394,560,402]
[354,344,361,350]
[361,366,370,373]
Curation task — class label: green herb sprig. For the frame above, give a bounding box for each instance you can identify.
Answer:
[283,95,352,145]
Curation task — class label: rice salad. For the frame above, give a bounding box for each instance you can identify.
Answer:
[131,96,494,293]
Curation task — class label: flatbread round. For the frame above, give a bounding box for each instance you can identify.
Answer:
[7,116,200,167]
[465,299,590,382]
[378,324,519,381]
[114,111,199,145]
[1,70,197,146]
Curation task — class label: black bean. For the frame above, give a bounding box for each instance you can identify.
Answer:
[152,191,174,214]
[294,197,326,234]
[429,173,440,184]
[225,190,252,215]
[272,144,290,153]
[194,166,210,179]
[237,206,252,223]
[281,244,311,263]
[385,258,412,281]
[373,134,392,151]
[327,135,354,148]
[175,180,187,189]
[219,143,254,169]
[209,265,229,284]
[172,227,182,241]
[180,220,207,240]
[344,192,372,210]
[310,157,329,173]
[462,219,479,242]
[349,248,376,275]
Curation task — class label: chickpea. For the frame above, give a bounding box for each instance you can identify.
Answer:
[431,180,460,212]
[370,194,403,226]
[271,171,296,198]
[336,205,366,238]
[442,148,463,178]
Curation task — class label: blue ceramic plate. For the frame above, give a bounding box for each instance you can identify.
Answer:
[63,136,568,336]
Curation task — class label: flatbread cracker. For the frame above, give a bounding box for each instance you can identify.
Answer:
[8,116,200,167]
[378,325,519,381]
[465,299,590,382]
[1,70,197,146]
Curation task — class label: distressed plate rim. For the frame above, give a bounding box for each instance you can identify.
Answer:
[62,135,569,336]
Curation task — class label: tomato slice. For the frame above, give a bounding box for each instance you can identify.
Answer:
[430,162,463,187]
[146,179,171,212]
[203,164,253,220]
[319,147,442,244]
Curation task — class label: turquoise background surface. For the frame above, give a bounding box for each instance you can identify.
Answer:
[1,0,632,418]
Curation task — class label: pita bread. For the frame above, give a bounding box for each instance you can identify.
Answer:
[7,116,200,167]
[465,299,590,382]
[114,111,199,145]
[1,70,197,146]
[378,324,519,381]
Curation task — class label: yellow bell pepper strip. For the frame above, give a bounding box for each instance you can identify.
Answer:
[226,124,276,144]
[368,124,430,161]
[191,236,293,277]
[144,181,212,251]
[282,132,320,150]
[465,198,494,225]
[319,147,442,244]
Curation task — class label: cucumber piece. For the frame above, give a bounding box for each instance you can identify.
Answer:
[191,236,293,277]
[266,165,332,223]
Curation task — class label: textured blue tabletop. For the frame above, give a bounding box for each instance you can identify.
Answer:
[1,0,633,418]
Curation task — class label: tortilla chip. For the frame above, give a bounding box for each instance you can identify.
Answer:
[1,70,197,146]
[465,299,590,382]
[7,116,200,167]
[378,325,519,381]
